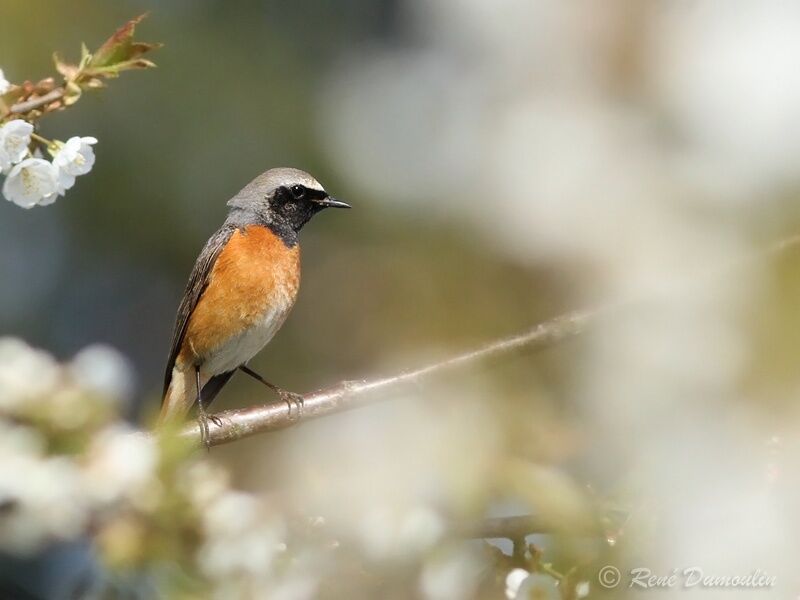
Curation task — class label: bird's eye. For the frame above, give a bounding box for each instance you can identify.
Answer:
[291,185,305,199]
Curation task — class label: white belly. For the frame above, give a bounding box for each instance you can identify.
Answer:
[202,303,291,375]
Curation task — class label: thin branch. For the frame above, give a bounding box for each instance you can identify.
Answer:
[7,88,65,115]
[456,515,600,540]
[178,231,800,448]
[179,307,603,446]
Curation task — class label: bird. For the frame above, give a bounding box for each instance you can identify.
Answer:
[157,167,350,440]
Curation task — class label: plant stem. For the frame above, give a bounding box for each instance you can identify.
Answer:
[7,88,65,116]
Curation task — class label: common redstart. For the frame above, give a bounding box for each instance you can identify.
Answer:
[158,168,349,439]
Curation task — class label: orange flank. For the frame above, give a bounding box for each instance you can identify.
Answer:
[177,225,300,367]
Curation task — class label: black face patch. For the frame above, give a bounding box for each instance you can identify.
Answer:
[266,185,329,246]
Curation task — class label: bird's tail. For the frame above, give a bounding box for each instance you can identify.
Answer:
[157,367,208,428]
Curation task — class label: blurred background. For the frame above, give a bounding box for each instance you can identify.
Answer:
[3,0,800,598]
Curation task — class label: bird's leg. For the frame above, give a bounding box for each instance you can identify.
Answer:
[195,367,211,449]
[238,365,304,420]
[199,378,225,428]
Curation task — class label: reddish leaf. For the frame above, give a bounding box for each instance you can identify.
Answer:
[89,13,161,69]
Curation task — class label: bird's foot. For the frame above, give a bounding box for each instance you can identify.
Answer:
[196,403,213,451]
[279,390,305,421]
[236,366,304,421]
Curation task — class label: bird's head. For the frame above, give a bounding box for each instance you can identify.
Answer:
[227,167,350,238]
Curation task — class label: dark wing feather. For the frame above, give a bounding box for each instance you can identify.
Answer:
[162,225,236,400]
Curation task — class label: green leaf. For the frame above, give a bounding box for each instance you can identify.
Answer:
[79,43,93,70]
[88,13,162,70]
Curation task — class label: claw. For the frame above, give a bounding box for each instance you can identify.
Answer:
[197,402,212,451]
[280,391,305,421]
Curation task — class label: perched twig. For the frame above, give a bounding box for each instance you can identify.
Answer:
[177,231,800,448]
[178,308,603,446]
[457,515,596,539]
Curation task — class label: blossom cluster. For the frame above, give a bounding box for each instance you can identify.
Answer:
[0,337,321,598]
[0,118,97,208]
[0,11,159,211]
[0,336,598,599]
[504,568,589,600]
[0,338,133,551]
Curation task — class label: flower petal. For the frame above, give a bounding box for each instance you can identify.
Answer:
[2,158,58,208]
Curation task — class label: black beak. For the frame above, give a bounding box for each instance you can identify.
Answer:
[317,196,351,209]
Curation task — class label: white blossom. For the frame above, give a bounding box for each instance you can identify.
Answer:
[0,423,46,459]
[198,491,286,579]
[420,547,483,600]
[83,428,158,505]
[0,68,9,94]
[359,505,444,559]
[53,136,97,177]
[2,158,58,208]
[49,169,75,200]
[179,460,231,507]
[0,338,60,412]
[575,581,590,598]
[516,574,559,600]
[260,576,319,600]
[203,490,261,538]
[0,454,89,554]
[0,120,33,174]
[505,569,531,600]
[46,136,97,200]
[69,344,134,403]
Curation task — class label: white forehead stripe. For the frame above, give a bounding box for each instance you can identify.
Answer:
[271,171,324,193]
[300,175,324,192]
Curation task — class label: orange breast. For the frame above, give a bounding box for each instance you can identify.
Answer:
[178,225,300,366]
